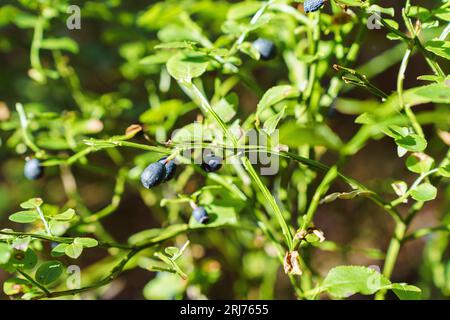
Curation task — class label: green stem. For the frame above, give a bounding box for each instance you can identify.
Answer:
[230,0,275,54]
[180,81,293,249]
[291,166,338,249]
[241,157,293,249]
[30,16,44,71]
[375,221,406,300]
[334,65,389,100]
[403,224,450,242]
[15,103,40,153]
[35,206,52,236]
[17,269,51,297]
[65,139,402,224]
[397,46,424,137]
[81,168,127,223]
[301,166,338,231]
[27,223,249,299]
[35,248,141,299]
[390,169,439,207]
[378,15,445,79]
[0,230,131,250]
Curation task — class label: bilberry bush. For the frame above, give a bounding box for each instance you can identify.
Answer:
[0,0,449,301]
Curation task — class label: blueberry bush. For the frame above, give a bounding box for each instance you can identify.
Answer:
[0,0,449,300]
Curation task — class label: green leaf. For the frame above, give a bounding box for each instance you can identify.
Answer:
[405,83,450,105]
[13,13,38,29]
[263,106,286,136]
[9,248,37,270]
[320,190,373,204]
[73,237,98,248]
[35,261,64,285]
[164,247,180,258]
[64,243,83,259]
[143,272,185,299]
[391,283,421,300]
[417,74,441,82]
[213,95,237,123]
[425,40,450,60]
[227,1,262,20]
[12,236,31,251]
[137,2,183,30]
[166,52,209,83]
[438,164,450,178]
[395,134,427,152]
[51,243,69,257]
[49,220,70,237]
[434,7,450,21]
[334,98,379,115]
[391,181,408,197]
[9,210,39,223]
[322,266,391,298]
[3,277,32,296]
[139,51,172,65]
[411,183,437,202]
[20,198,43,209]
[41,37,79,54]
[189,205,238,229]
[0,243,11,264]
[171,122,212,143]
[279,122,343,150]
[405,153,434,174]
[51,208,76,221]
[256,86,298,120]
[337,0,364,6]
[239,41,261,60]
[128,228,165,245]
[139,99,193,128]
[154,41,196,50]
[0,5,19,27]
[408,6,431,20]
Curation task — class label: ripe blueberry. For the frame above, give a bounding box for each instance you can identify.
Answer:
[24,158,44,180]
[304,0,325,13]
[201,153,223,173]
[158,157,177,182]
[192,206,209,224]
[140,161,166,189]
[252,38,277,61]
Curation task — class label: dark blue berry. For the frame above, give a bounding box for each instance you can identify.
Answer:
[24,159,44,180]
[140,162,166,189]
[252,38,277,61]
[192,206,209,224]
[201,153,222,173]
[304,0,325,13]
[158,157,177,182]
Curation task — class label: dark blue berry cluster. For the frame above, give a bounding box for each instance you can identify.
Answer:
[141,156,177,189]
[304,0,325,13]
[200,153,223,173]
[192,206,209,224]
[24,158,44,180]
[252,38,277,61]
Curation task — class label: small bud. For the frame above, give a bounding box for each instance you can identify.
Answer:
[125,124,143,137]
[283,251,302,276]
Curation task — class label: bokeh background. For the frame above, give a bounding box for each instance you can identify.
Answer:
[0,0,449,299]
